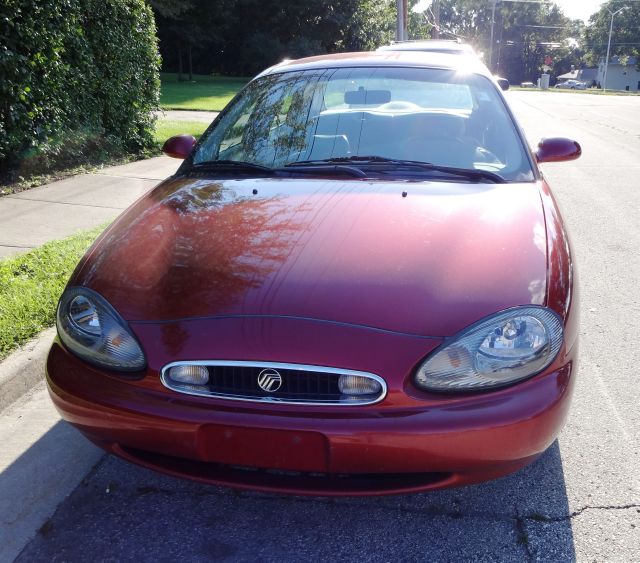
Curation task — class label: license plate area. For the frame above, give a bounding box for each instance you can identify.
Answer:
[198,424,329,472]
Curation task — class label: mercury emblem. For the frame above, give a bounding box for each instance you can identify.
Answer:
[257,368,283,392]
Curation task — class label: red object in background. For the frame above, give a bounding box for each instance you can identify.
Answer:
[545,55,553,66]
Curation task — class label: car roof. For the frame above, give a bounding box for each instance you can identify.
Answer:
[257,50,491,80]
[377,40,476,55]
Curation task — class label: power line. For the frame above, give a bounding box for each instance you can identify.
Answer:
[502,40,640,46]
[524,24,640,29]
[525,25,581,29]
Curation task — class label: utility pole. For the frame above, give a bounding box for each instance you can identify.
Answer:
[603,6,628,91]
[404,0,408,39]
[489,0,497,70]
[396,0,407,41]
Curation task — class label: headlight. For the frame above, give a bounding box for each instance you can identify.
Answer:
[415,306,563,392]
[56,287,146,371]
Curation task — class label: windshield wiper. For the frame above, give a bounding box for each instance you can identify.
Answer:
[288,156,391,166]
[282,162,368,178]
[191,160,368,178]
[190,157,503,183]
[191,160,276,174]
[287,156,506,183]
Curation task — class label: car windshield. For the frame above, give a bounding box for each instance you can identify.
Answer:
[193,66,534,182]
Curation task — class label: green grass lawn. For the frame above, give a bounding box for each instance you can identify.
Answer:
[160,73,249,111]
[0,225,108,360]
[154,119,210,147]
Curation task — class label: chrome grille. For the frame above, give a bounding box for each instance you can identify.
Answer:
[160,361,386,406]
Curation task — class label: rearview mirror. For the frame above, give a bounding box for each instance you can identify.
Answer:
[162,134,197,159]
[344,89,391,105]
[535,137,581,163]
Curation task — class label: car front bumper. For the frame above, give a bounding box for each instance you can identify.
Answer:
[47,333,576,496]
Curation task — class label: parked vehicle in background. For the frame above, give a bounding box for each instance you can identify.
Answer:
[376,39,476,57]
[48,50,582,496]
[555,79,587,90]
[521,81,536,88]
[377,40,509,91]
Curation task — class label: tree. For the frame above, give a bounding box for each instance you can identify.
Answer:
[497,3,581,83]
[149,0,191,18]
[429,0,580,83]
[151,0,397,76]
[1,0,159,180]
[406,0,435,40]
[583,1,640,67]
[342,0,397,51]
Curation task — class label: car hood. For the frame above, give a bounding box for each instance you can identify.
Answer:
[72,176,548,337]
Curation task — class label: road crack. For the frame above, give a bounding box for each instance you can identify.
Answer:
[142,486,640,526]
[515,515,534,562]
[524,503,640,524]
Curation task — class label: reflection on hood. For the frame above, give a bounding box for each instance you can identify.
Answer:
[73,177,548,337]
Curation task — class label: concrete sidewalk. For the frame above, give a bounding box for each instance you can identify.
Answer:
[156,109,218,122]
[1,155,181,404]
[0,155,180,258]
[0,156,182,561]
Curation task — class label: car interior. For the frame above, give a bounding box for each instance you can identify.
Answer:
[200,69,533,181]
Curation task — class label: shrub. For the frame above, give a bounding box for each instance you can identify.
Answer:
[0,0,160,181]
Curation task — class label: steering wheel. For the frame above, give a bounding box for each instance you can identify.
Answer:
[402,135,478,168]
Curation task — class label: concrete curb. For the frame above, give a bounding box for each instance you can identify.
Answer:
[0,327,56,411]
[0,381,104,562]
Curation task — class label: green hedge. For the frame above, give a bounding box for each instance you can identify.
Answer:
[0,0,160,178]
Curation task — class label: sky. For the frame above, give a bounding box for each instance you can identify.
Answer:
[554,0,604,22]
[411,1,605,23]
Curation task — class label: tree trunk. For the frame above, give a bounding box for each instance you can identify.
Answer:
[188,45,193,81]
[178,43,184,82]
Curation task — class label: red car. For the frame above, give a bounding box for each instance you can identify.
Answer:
[47,51,581,496]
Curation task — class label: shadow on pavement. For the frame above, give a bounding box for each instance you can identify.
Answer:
[0,419,102,563]
[12,435,575,562]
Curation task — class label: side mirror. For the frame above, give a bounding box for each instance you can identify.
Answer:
[496,77,510,91]
[162,134,197,159]
[535,137,581,163]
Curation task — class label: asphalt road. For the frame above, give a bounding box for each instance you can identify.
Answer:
[15,91,640,562]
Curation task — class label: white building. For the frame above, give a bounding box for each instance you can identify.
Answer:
[597,56,640,91]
